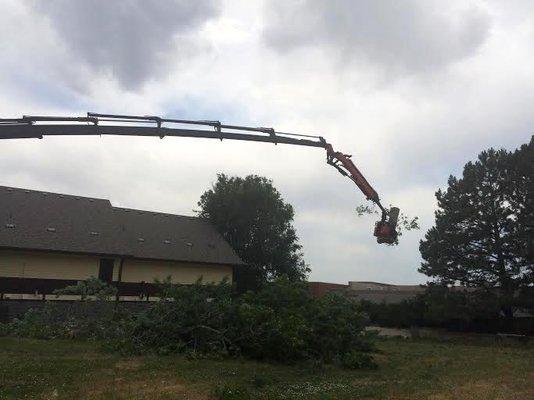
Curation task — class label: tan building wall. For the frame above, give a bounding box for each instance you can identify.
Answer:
[0,249,101,280]
[120,258,233,284]
[0,249,233,288]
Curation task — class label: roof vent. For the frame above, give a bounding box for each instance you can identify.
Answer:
[90,231,99,236]
[6,188,13,192]
[181,238,193,247]
[5,223,15,229]
[137,238,145,243]
[163,239,171,244]
[24,190,30,194]
[46,227,56,232]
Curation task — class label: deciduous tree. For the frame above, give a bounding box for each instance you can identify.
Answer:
[197,174,309,290]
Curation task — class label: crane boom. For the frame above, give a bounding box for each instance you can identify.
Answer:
[0,113,399,243]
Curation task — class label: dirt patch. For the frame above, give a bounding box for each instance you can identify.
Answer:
[114,358,143,371]
[85,375,209,400]
[367,326,411,338]
[428,379,533,400]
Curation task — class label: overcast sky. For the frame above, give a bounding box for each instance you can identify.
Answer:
[0,0,532,284]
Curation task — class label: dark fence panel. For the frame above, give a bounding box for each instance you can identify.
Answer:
[0,277,161,297]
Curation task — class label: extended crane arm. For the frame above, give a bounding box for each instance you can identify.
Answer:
[0,113,399,243]
[325,144,382,210]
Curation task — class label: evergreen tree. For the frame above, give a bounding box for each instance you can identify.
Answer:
[419,138,534,321]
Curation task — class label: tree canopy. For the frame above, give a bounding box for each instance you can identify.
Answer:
[419,137,534,319]
[197,174,309,290]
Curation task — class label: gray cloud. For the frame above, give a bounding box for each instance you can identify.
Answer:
[34,0,221,90]
[264,0,490,75]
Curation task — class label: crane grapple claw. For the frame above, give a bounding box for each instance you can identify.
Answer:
[374,207,399,244]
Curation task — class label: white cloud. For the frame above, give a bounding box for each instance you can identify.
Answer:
[31,0,222,90]
[263,0,490,76]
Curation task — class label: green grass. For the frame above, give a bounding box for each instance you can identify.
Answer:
[0,337,533,400]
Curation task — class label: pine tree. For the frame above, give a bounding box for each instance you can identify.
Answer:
[419,138,533,322]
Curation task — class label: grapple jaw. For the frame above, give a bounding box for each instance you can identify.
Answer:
[374,207,399,244]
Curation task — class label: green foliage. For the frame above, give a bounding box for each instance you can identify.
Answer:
[419,139,534,320]
[53,276,118,300]
[359,284,534,334]
[1,307,68,339]
[236,279,311,361]
[197,174,309,290]
[116,277,236,355]
[419,285,501,328]
[306,291,372,360]
[1,278,375,368]
[1,279,127,340]
[119,277,374,367]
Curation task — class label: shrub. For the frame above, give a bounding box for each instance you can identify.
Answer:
[306,292,371,361]
[120,277,236,355]
[359,284,534,334]
[53,276,118,300]
[235,278,311,361]
[1,277,376,368]
[3,307,69,339]
[0,278,129,340]
[120,277,374,366]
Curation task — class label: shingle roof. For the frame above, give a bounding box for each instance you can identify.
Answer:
[0,186,243,265]
[112,207,242,265]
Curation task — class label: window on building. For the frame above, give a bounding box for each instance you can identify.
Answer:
[98,259,114,283]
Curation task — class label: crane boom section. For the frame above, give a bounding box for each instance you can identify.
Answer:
[0,113,397,243]
[0,122,325,148]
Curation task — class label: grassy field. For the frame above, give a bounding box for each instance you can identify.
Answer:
[0,337,533,400]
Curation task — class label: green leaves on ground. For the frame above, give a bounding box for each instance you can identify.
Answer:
[123,277,374,366]
[1,277,375,368]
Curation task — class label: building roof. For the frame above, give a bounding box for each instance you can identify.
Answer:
[0,185,243,265]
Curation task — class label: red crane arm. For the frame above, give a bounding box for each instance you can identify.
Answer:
[324,143,382,211]
[323,143,398,243]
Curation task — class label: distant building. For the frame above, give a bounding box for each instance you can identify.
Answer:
[346,281,425,304]
[308,281,348,298]
[308,281,425,304]
[0,186,243,301]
